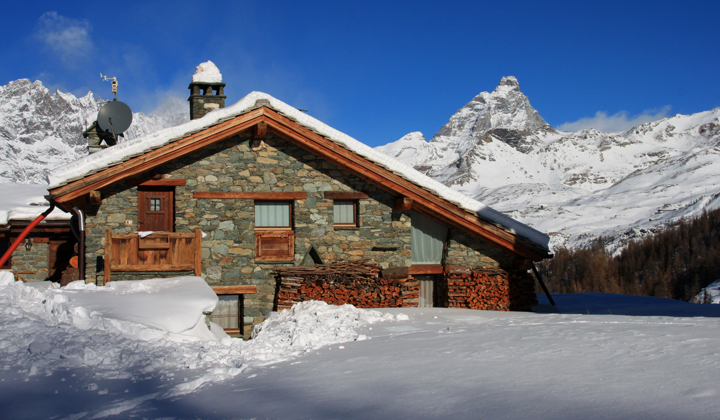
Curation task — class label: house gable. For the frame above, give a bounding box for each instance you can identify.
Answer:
[49,104,549,261]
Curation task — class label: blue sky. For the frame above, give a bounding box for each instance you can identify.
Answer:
[2,1,719,146]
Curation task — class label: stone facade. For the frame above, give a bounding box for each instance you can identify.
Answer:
[82,128,534,335]
[2,242,51,281]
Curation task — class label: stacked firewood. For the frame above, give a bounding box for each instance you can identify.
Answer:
[275,260,419,309]
[445,265,537,311]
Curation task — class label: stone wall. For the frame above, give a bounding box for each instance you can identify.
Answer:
[84,131,413,332]
[2,242,50,282]
[83,128,536,333]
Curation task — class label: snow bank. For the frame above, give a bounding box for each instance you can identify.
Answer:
[246,300,398,363]
[51,277,220,340]
[0,274,403,399]
[693,279,720,304]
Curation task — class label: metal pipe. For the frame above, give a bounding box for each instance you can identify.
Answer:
[531,263,556,306]
[71,206,86,282]
[0,203,56,268]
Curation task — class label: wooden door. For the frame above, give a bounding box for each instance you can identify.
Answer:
[138,189,174,232]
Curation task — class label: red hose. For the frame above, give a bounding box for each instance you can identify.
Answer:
[0,203,56,269]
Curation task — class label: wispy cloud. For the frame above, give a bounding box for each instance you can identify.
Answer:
[558,106,672,132]
[35,12,93,65]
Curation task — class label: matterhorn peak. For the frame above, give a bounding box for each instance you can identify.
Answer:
[497,76,520,89]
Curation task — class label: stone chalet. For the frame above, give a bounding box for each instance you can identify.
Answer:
[45,64,552,337]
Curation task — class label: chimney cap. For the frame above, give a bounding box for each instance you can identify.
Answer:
[192,61,222,84]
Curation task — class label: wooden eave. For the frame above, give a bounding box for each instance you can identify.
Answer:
[48,106,549,261]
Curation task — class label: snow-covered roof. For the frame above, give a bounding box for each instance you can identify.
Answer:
[0,183,70,224]
[47,92,549,250]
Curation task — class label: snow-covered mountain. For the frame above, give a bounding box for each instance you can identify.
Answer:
[377,77,720,251]
[0,79,188,184]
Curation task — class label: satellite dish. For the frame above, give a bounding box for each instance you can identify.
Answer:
[96,101,133,145]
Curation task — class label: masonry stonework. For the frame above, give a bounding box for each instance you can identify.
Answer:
[84,131,419,333]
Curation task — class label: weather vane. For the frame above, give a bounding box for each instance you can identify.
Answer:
[100,73,119,101]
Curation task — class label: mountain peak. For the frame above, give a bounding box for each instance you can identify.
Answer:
[429,76,547,152]
[497,76,519,89]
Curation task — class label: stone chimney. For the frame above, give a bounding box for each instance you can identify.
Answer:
[188,61,226,120]
[83,120,119,154]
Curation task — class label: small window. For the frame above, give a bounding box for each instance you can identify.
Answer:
[207,294,241,335]
[333,201,357,227]
[255,201,291,229]
[150,198,161,212]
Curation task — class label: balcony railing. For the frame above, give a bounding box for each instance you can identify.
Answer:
[104,229,202,283]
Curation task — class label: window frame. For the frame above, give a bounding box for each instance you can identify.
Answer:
[333,200,358,228]
[254,200,295,262]
[254,201,293,230]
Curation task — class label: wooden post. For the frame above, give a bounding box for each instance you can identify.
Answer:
[104,230,112,284]
[194,228,202,276]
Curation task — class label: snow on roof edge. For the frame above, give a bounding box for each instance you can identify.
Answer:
[46,92,549,251]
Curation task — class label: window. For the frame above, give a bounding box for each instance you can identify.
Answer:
[254,201,294,262]
[333,200,357,227]
[255,201,291,228]
[410,211,448,265]
[207,294,241,335]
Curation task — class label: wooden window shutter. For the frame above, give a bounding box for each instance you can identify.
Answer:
[255,230,295,262]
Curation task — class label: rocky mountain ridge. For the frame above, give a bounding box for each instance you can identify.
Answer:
[377,77,720,251]
[0,79,188,184]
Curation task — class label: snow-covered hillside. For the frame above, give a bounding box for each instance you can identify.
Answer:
[1,273,719,419]
[377,77,720,251]
[0,79,188,184]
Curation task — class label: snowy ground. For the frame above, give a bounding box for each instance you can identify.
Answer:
[1,274,719,420]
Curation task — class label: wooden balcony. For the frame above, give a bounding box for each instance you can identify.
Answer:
[104,229,202,283]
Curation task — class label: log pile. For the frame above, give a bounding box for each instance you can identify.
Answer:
[444,265,537,311]
[275,260,419,310]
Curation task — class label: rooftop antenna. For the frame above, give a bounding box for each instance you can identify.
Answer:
[100,73,119,101]
[96,73,132,146]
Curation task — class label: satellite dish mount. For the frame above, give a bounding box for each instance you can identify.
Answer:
[96,74,133,146]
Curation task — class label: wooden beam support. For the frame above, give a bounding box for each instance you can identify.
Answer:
[126,178,187,186]
[110,264,195,272]
[194,192,307,200]
[89,190,102,205]
[211,285,258,295]
[323,191,369,200]
[381,266,409,279]
[254,121,267,138]
[395,197,413,211]
[408,264,444,275]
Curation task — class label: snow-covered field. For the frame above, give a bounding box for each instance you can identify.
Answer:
[1,274,719,420]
